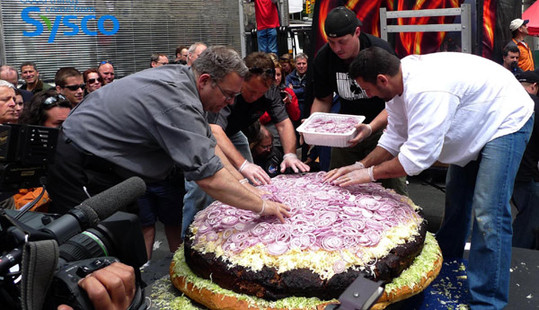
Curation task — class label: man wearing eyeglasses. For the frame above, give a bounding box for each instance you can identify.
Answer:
[209,52,308,180]
[46,46,291,228]
[55,67,85,107]
[181,52,309,237]
[98,61,115,84]
[150,53,170,67]
[310,6,407,196]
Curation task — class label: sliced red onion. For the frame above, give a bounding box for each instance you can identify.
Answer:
[204,231,219,242]
[266,241,289,255]
[197,223,212,234]
[250,222,271,236]
[290,237,303,249]
[259,230,278,244]
[316,211,338,226]
[206,209,222,220]
[191,172,421,256]
[333,259,347,274]
[343,206,363,216]
[230,232,249,243]
[221,215,238,226]
[238,213,257,222]
[276,230,291,243]
[222,229,234,240]
[321,235,343,251]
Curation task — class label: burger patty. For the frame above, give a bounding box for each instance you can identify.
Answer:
[183,221,427,301]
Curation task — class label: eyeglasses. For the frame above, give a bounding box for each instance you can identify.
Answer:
[87,78,102,84]
[215,83,241,102]
[63,84,85,91]
[249,67,275,79]
[156,62,169,65]
[43,94,67,106]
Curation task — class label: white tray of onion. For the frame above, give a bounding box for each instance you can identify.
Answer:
[297,112,366,147]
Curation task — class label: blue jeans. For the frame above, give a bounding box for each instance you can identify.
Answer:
[257,28,278,54]
[436,116,533,310]
[512,180,539,249]
[181,131,253,237]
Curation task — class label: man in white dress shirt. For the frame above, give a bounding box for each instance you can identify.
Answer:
[326,47,534,310]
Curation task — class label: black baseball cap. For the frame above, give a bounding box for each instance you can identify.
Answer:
[516,70,539,83]
[324,6,363,38]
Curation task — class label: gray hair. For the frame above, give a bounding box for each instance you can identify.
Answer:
[192,46,248,82]
[295,53,309,61]
[0,79,16,89]
[0,65,18,76]
[188,42,207,55]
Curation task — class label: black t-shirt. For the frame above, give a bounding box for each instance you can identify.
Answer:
[313,32,396,122]
[207,85,289,135]
[515,93,539,182]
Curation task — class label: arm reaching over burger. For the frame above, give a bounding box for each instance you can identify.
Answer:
[196,168,290,223]
[325,146,404,186]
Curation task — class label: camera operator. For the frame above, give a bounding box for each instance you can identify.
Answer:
[245,121,283,178]
[46,46,290,223]
[57,262,136,310]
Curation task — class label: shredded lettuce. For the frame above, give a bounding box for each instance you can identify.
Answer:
[163,232,442,309]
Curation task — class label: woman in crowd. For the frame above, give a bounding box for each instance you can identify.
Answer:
[83,68,103,96]
[279,53,295,79]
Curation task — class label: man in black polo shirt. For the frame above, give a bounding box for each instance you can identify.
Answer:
[311,6,407,195]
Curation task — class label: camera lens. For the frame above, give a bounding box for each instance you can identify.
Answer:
[59,228,112,265]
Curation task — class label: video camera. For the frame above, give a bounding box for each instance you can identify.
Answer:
[0,124,57,197]
[0,177,148,309]
[0,124,149,309]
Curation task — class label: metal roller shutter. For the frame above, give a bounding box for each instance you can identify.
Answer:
[0,0,241,83]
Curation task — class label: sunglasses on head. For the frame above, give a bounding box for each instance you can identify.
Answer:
[63,84,85,91]
[87,78,102,84]
[249,67,275,79]
[99,60,113,65]
[43,94,67,106]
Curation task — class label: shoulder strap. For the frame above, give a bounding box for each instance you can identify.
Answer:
[21,240,59,310]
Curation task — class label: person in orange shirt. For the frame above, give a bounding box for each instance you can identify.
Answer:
[510,18,535,71]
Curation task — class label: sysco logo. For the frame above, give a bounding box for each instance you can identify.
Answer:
[21,7,120,43]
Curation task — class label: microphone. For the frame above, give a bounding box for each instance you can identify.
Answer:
[42,177,146,244]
